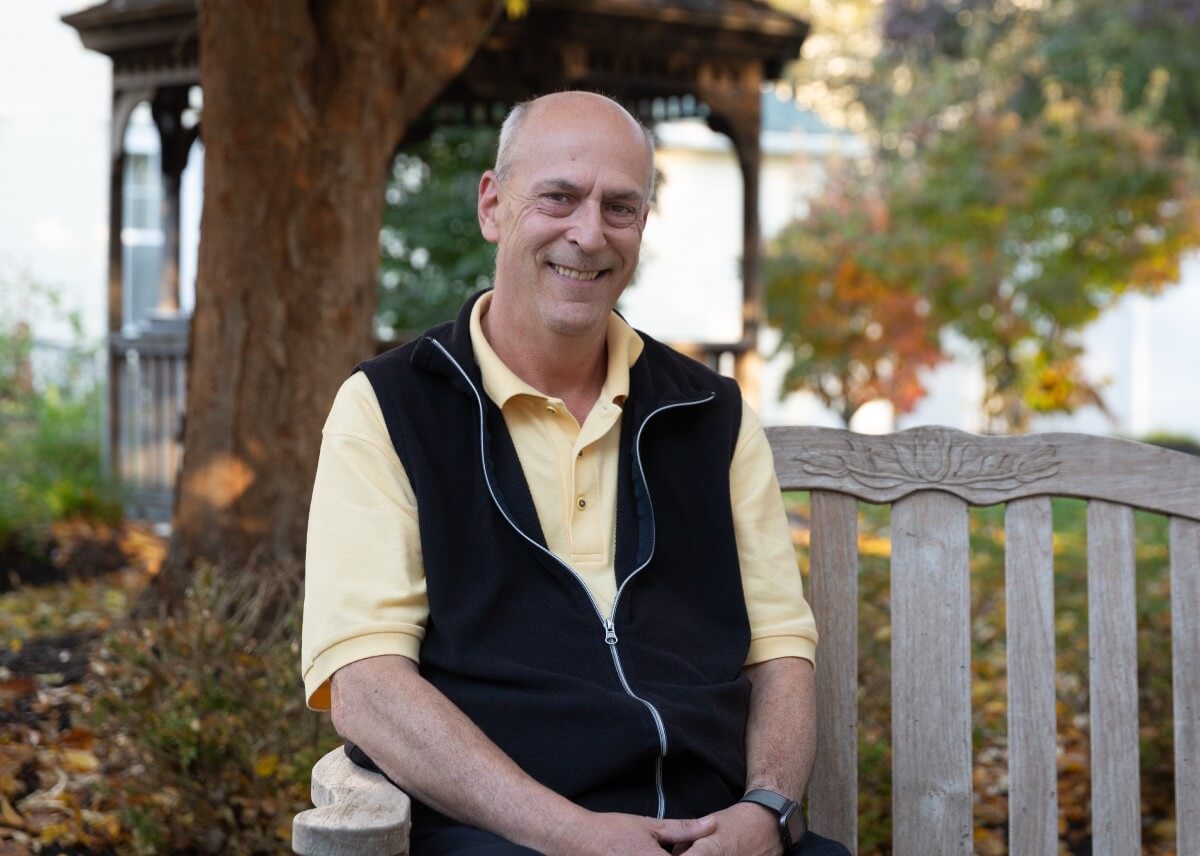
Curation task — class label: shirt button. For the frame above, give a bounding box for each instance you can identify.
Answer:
[577,450,583,459]
[577,497,588,510]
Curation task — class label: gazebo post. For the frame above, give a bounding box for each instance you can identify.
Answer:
[702,62,765,407]
[150,86,196,316]
[105,86,151,478]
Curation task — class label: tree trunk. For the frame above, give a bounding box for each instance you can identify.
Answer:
[159,0,500,598]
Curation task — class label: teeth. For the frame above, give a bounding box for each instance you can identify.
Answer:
[552,264,600,281]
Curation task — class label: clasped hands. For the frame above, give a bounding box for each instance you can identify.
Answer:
[553,801,783,856]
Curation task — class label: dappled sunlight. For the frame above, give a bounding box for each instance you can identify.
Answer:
[179,452,256,511]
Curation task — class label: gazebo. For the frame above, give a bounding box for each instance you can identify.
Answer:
[63,0,810,519]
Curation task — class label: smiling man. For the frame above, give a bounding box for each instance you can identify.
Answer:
[302,92,847,855]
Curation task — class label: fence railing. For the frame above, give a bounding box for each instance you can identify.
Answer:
[108,319,188,522]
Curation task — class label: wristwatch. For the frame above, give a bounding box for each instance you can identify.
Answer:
[738,787,806,851]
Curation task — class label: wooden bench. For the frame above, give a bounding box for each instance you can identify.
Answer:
[293,426,1200,855]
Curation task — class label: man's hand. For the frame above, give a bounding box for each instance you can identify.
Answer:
[554,812,715,856]
[673,802,782,856]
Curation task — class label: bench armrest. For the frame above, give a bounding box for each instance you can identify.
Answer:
[292,746,411,856]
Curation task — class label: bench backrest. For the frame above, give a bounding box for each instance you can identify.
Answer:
[766,425,1200,856]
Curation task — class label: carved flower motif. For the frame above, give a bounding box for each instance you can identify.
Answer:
[795,429,1060,492]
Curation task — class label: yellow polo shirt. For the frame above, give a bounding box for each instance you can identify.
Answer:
[302,293,817,710]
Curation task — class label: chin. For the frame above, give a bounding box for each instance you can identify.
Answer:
[541,304,610,338]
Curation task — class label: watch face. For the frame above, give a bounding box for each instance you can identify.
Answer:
[782,803,805,843]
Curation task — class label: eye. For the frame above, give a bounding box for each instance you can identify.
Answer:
[544,192,571,204]
[605,203,640,226]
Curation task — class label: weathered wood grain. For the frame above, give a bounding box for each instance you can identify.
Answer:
[293,747,410,856]
[768,426,1200,519]
[1172,517,1200,856]
[806,490,859,852]
[891,492,973,855]
[1005,497,1057,854]
[1087,501,1140,856]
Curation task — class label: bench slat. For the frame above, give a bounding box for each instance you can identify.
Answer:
[806,490,859,851]
[1087,501,1140,856]
[1172,516,1200,855]
[1005,497,1057,854]
[891,492,973,854]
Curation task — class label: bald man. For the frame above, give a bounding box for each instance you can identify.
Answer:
[303,92,847,855]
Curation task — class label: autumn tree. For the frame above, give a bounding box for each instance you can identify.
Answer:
[885,100,1200,431]
[764,188,944,427]
[768,0,1200,432]
[162,1,505,595]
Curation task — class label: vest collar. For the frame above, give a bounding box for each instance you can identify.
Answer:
[410,289,717,414]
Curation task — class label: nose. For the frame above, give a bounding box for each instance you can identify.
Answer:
[566,200,606,254]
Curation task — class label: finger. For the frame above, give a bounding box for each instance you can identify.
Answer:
[653,815,716,844]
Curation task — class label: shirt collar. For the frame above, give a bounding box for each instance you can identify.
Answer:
[469,290,645,409]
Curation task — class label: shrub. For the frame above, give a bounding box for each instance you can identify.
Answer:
[1139,431,1200,456]
[0,281,121,561]
[91,559,339,854]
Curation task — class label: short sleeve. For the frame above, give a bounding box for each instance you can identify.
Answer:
[731,400,819,666]
[301,371,428,710]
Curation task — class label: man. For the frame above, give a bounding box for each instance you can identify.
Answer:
[302,91,846,855]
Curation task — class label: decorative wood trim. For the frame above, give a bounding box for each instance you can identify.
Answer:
[768,426,1200,520]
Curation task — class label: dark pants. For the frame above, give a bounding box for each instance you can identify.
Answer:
[409,822,852,855]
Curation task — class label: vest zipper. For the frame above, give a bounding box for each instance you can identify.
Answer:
[428,338,714,821]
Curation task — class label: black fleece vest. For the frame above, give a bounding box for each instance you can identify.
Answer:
[352,292,752,826]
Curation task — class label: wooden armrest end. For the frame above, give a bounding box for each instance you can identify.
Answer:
[292,746,411,856]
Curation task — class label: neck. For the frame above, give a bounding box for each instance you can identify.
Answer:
[482,294,609,423]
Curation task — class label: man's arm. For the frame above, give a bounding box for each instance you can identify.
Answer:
[331,654,715,856]
[680,399,820,855]
[677,656,816,856]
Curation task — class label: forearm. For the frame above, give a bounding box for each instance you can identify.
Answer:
[743,656,817,800]
[330,654,586,853]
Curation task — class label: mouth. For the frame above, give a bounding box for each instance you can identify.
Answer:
[549,263,607,282]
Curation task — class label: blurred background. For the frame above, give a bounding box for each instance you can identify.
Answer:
[1,0,1198,853]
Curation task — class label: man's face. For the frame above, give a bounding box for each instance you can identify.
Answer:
[478,96,651,340]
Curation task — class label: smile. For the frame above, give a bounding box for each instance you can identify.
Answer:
[550,263,603,281]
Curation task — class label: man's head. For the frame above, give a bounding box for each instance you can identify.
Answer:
[477,91,655,341]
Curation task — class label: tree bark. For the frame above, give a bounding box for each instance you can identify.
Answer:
[160,0,500,597]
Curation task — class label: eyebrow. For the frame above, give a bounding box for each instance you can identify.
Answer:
[533,178,644,204]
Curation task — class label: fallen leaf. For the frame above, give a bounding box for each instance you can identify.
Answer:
[0,795,24,829]
[55,728,96,751]
[254,754,278,778]
[60,750,99,774]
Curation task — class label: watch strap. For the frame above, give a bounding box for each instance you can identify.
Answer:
[739,787,805,850]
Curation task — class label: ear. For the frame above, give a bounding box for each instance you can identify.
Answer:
[478,170,501,244]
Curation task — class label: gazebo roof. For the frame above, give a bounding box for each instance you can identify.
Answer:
[63,0,808,116]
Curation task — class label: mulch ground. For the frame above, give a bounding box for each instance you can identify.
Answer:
[0,521,162,855]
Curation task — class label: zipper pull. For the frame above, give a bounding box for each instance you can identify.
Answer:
[604,618,618,645]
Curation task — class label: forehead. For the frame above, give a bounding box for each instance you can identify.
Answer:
[508,100,650,193]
